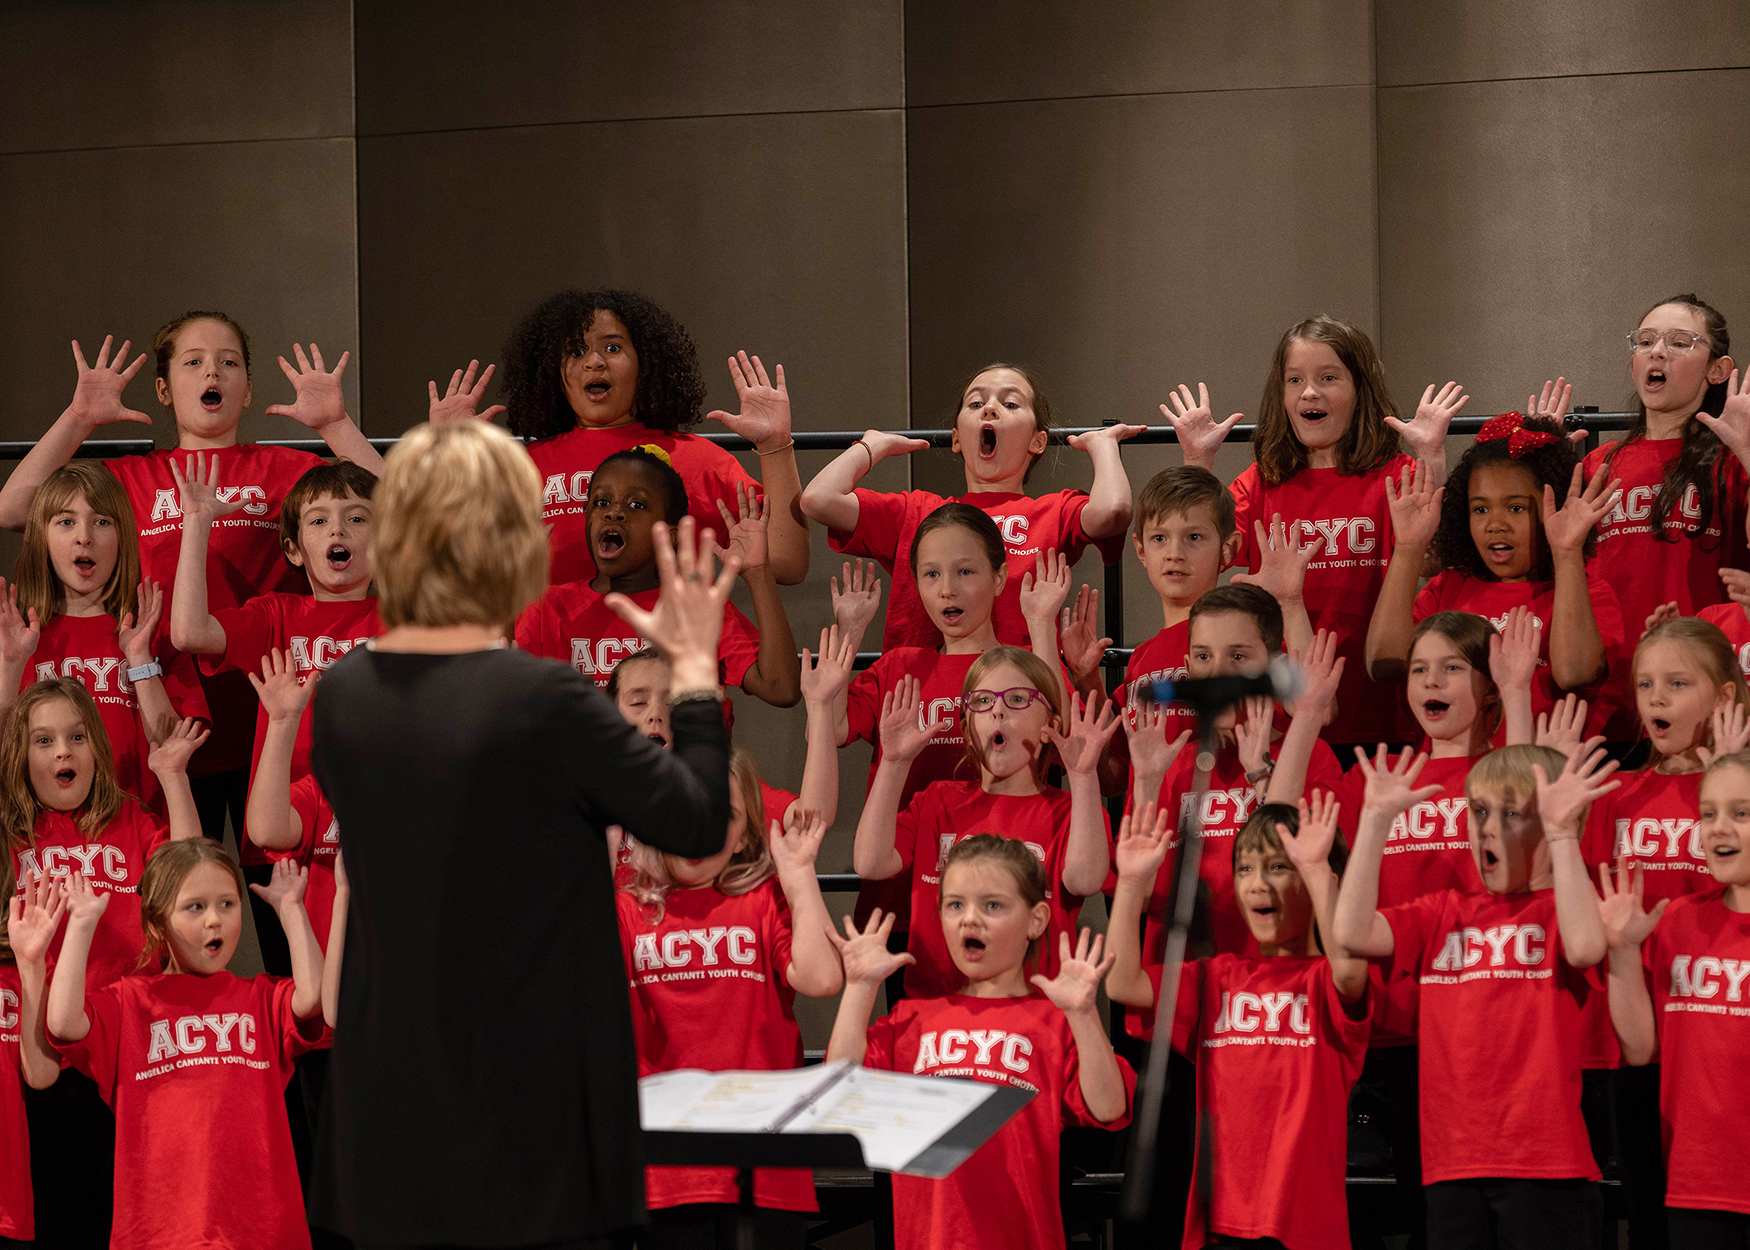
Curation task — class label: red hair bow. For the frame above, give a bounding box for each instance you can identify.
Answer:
[1476,412,1560,458]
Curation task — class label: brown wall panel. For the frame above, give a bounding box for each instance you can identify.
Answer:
[1379,0,1750,87]
[0,138,361,448]
[355,0,903,135]
[1378,70,1750,423]
[906,0,1372,105]
[0,1,353,153]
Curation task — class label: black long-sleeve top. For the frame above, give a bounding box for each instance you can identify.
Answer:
[307,645,730,1245]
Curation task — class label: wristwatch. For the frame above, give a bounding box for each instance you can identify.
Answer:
[126,660,164,683]
[1244,751,1275,785]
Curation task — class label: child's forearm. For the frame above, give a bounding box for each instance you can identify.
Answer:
[45,922,95,1043]
[0,409,90,531]
[798,445,870,532]
[245,718,301,851]
[15,957,59,1089]
[1332,811,1395,956]
[1065,1008,1129,1122]
[1105,877,1155,1008]
[1501,682,1534,745]
[778,867,844,998]
[170,518,227,654]
[315,418,385,477]
[155,768,203,842]
[741,568,801,707]
[1364,548,1424,684]
[322,884,348,1029]
[1025,613,1061,676]
[1061,771,1111,897]
[1548,552,1606,690]
[1303,864,1368,1003]
[832,688,851,747]
[756,453,809,586]
[1265,710,1322,808]
[825,982,879,1065]
[1080,442,1135,540]
[278,899,325,1018]
[852,757,910,880]
[1549,835,1607,968]
[796,699,841,829]
[130,675,177,747]
[1607,945,1657,1065]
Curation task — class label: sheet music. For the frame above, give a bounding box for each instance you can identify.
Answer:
[639,1066,847,1133]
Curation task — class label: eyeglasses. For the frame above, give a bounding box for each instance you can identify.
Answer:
[1627,328,1711,354]
[964,687,1049,714]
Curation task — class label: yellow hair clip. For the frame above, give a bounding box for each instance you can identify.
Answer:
[634,443,673,467]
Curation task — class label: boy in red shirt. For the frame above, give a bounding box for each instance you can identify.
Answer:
[1334,742,1618,1248]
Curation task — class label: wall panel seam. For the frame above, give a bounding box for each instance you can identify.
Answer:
[904,81,1378,112]
[355,103,906,141]
[0,134,358,158]
[1379,62,1750,92]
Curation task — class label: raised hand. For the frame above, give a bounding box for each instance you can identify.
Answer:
[1044,692,1119,778]
[1231,514,1315,606]
[1235,695,1273,778]
[1123,701,1193,780]
[1059,585,1112,684]
[1532,737,1621,837]
[878,673,936,762]
[428,360,507,425]
[831,559,882,638]
[1488,604,1541,695]
[1382,458,1444,551]
[248,856,308,912]
[1543,462,1620,555]
[856,429,931,463]
[146,717,210,775]
[1529,377,1573,425]
[1697,368,1750,460]
[1019,548,1072,626]
[170,451,247,524]
[1114,800,1173,885]
[772,808,828,877]
[63,871,110,926]
[1698,700,1750,768]
[1598,859,1669,950]
[246,648,317,722]
[1721,569,1750,613]
[1290,628,1345,718]
[0,579,42,668]
[1387,381,1470,460]
[799,625,857,705]
[605,516,738,677]
[1535,694,1589,755]
[1281,789,1341,875]
[1160,383,1243,468]
[1031,928,1114,1015]
[7,871,67,965]
[714,480,770,572]
[827,910,915,986]
[1067,423,1147,456]
[706,352,792,451]
[1352,745,1442,817]
[117,579,165,667]
[266,344,351,432]
[66,336,152,430]
[1643,601,1682,636]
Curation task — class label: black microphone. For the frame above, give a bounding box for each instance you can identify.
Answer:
[1135,655,1303,716]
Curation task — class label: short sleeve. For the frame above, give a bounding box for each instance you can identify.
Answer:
[204,597,278,677]
[1586,572,1626,662]
[269,975,329,1065]
[286,775,325,865]
[514,596,562,661]
[130,804,171,861]
[1061,1029,1136,1130]
[844,663,885,746]
[1380,894,1442,983]
[767,890,797,991]
[1168,958,1207,1056]
[51,984,124,1098]
[1228,469,1264,569]
[1412,573,1449,623]
[1310,961,1373,1077]
[160,649,211,723]
[1581,790,1615,871]
[862,1013,900,1072]
[827,488,911,564]
[717,602,761,690]
[892,784,945,875]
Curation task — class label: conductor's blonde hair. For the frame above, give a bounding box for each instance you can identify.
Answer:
[370,420,549,629]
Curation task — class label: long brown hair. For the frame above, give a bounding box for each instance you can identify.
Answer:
[624,748,774,921]
[1408,611,1504,736]
[15,463,142,623]
[0,680,125,853]
[1252,315,1402,486]
[136,839,247,973]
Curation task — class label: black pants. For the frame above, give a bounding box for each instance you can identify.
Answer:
[1352,1044,1426,1246]
[1615,1063,1668,1250]
[190,766,248,845]
[634,1206,806,1250]
[23,1070,113,1250]
[1424,1178,1602,1250]
[1114,1048,1197,1247]
[1667,1208,1750,1249]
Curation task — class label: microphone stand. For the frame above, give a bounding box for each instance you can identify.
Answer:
[1120,704,1220,1225]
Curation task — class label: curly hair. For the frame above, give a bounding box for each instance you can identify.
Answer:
[593,447,688,526]
[1428,415,1592,579]
[1252,315,1402,487]
[1604,293,1734,547]
[501,289,707,441]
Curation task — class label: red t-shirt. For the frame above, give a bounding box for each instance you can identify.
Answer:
[759,781,797,833]
[1107,623,1197,785]
[107,444,329,774]
[1640,888,1750,1216]
[266,776,340,955]
[25,612,208,813]
[527,425,757,587]
[1582,769,1705,907]
[52,971,326,1250]
[514,580,759,691]
[890,781,1102,1000]
[1169,956,1370,1250]
[863,992,1135,1250]
[1230,457,1418,744]
[0,966,31,1241]
[1698,600,1750,677]
[1584,436,1750,738]
[1412,568,1624,735]
[12,804,169,989]
[1381,889,1599,1182]
[617,880,816,1213]
[829,488,1120,653]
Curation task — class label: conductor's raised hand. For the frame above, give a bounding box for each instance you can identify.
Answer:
[605,515,737,689]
